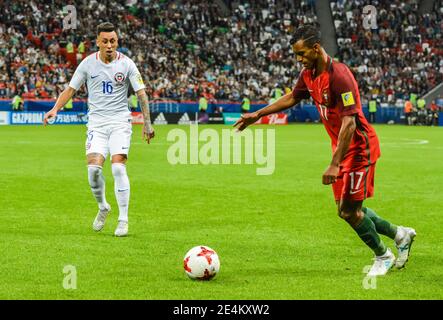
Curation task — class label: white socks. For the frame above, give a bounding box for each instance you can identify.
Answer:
[394,226,406,244]
[88,163,130,222]
[87,165,108,210]
[112,163,130,222]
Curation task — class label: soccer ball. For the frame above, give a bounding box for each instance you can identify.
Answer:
[183,245,220,280]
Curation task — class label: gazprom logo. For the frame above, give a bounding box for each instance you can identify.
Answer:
[12,112,44,124]
[11,112,87,124]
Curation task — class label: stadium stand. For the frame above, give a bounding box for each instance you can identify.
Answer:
[331,0,442,106]
[0,0,317,102]
[0,0,441,111]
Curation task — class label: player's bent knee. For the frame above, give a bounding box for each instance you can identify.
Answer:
[338,203,359,222]
[338,210,352,221]
[339,200,362,216]
[338,208,363,227]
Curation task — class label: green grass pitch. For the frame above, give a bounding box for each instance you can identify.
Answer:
[1,124,442,299]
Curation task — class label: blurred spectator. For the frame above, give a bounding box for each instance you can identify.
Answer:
[62,97,73,112]
[368,98,377,123]
[430,100,439,112]
[11,93,24,111]
[241,94,251,113]
[404,100,413,125]
[417,97,426,125]
[199,94,208,113]
[429,99,439,126]
[270,84,284,104]
[128,93,138,112]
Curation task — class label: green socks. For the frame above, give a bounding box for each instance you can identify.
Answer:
[353,213,387,256]
[363,207,398,239]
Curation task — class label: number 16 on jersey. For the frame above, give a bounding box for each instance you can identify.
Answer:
[102,81,113,94]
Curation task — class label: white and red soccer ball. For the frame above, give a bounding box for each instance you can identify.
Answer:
[183,245,220,280]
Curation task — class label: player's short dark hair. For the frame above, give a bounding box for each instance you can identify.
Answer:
[290,24,321,47]
[97,22,116,36]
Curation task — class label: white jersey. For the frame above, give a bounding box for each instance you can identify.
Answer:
[69,52,145,128]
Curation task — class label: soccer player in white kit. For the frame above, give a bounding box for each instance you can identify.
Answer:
[43,22,155,237]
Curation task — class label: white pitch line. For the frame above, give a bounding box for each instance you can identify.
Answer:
[9,138,433,148]
[381,138,429,146]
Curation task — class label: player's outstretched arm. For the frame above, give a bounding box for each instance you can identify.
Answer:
[43,87,76,126]
[233,93,300,131]
[136,89,155,144]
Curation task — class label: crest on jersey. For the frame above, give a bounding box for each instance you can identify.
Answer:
[114,72,125,84]
[341,91,355,107]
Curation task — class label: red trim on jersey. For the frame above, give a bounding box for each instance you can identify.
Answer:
[96,52,98,60]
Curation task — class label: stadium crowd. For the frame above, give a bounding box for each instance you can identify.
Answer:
[0,0,316,102]
[0,0,441,110]
[332,0,443,105]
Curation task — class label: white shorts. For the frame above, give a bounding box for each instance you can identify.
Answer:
[85,124,132,159]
